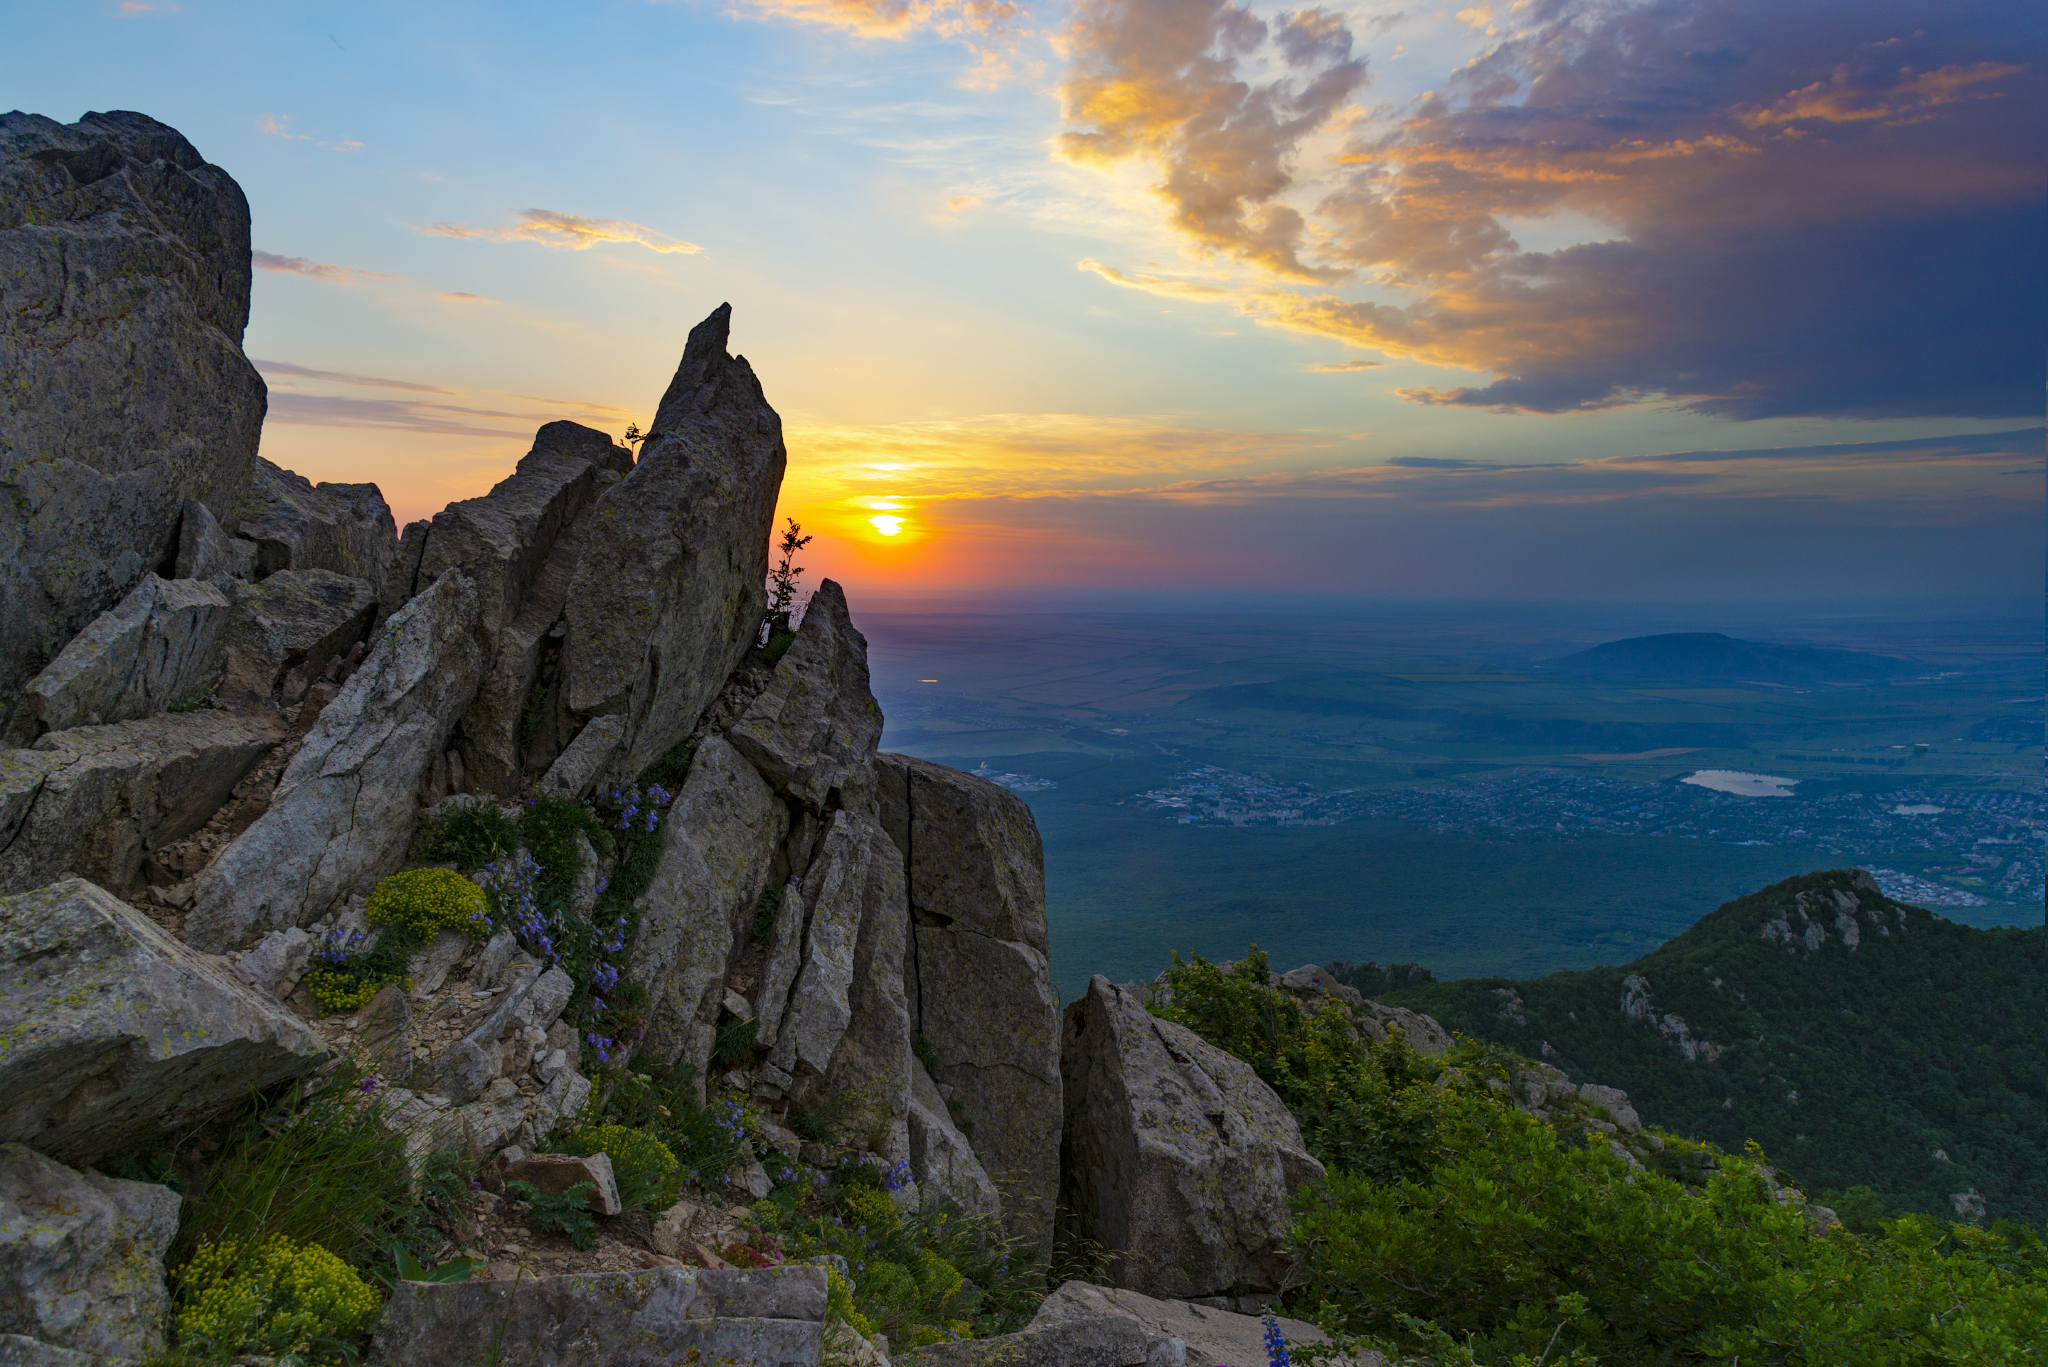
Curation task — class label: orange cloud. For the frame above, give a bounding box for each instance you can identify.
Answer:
[420,209,701,255]
[437,291,497,303]
[735,0,1021,41]
[1740,61,2023,128]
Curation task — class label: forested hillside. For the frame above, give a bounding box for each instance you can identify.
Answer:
[1383,870,2046,1227]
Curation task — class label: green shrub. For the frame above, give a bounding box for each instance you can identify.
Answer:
[564,1124,680,1212]
[415,802,521,872]
[507,1180,599,1250]
[366,867,492,945]
[712,1016,761,1068]
[174,1234,380,1363]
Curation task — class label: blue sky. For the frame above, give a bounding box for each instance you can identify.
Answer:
[7,0,2042,604]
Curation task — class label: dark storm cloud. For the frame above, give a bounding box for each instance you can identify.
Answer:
[1065,0,2048,420]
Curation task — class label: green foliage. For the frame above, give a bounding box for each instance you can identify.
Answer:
[171,1062,431,1272]
[763,631,797,666]
[767,518,813,619]
[638,737,698,792]
[416,801,520,872]
[174,1234,380,1364]
[563,1123,680,1212]
[507,1180,600,1250]
[1384,870,2048,1226]
[95,1151,180,1191]
[760,1184,1033,1346]
[826,1267,877,1338]
[391,1245,476,1284]
[1154,949,1497,1185]
[367,867,492,945]
[593,1070,753,1189]
[1169,941,2048,1365]
[751,882,783,943]
[712,1016,761,1068]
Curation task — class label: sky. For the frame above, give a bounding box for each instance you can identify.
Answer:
[7,0,2044,608]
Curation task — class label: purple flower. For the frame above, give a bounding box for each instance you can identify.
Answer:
[358,1077,381,1093]
[1262,1313,1291,1367]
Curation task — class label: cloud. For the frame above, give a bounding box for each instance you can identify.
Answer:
[119,2,177,13]
[1062,0,2048,420]
[1306,358,1383,372]
[945,194,982,211]
[253,360,455,394]
[418,209,701,255]
[437,291,497,303]
[733,0,1022,41]
[256,114,362,151]
[1055,0,1365,282]
[267,391,642,438]
[251,250,399,282]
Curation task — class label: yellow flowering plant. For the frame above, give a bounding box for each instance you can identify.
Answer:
[175,1235,380,1362]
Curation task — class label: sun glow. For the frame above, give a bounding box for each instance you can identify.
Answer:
[869,514,906,536]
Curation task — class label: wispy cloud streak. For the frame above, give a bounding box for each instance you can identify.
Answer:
[419,209,702,255]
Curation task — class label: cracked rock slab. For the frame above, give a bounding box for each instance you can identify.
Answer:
[0,878,326,1164]
[19,574,229,735]
[0,710,282,898]
[370,1266,827,1367]
[216,569,376,704]
[728,579,883,813]
[186,570,485,952]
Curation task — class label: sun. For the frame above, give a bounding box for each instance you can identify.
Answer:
[868,515,905,537]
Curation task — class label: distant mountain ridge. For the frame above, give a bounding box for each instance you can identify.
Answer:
[1381,869,2047,1226]
[1550,632,1918,684]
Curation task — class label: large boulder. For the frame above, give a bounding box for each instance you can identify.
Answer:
[15,574,229,737]
[903,1061,999,1218]
[216,568,375,704]
[728,580,883,813]
[0,1145,180,1363]
[186,570,486,952]
[811,825,922,1166]
[878,752,1048,953]
[628,735,786,1075]
[0,879,326,1164]
[369,1266,827,1367]
[0,710,282,897]
[1058,976,1324,1301]
[0,111,265,707]
[560,304,785,781]
[897,1313,1183,1367]
[233,458,403,614]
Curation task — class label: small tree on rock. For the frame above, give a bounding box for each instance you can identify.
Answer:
[767,518,813,635]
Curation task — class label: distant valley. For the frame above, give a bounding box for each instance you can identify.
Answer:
[861,604,2043,1000]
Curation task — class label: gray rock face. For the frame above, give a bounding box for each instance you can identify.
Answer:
[0,1145,180,1363]
[1577,1083,1642,1133]
[370,1266,827,1367]
[186,570,485,951]
[915,923,1062,1263]
[1059,976,1324,1301]
[0,111,265,708]
[896,1312,1182,1367]
[0,879,326,1164]
[0,710,282,897]
[728,580,883,813]
[172,498,239,583]
[233,458,402,613]
[813,827,918,1158]
[1357,1002,1454,1057]
[561,304,785,780]
[17,574,229,736]
[1030,1282,1348,1367]
[630,735,785,1075]
[0,1333,96,1367]
[539,715,626,799]
[216,568,375,704]
[879,752,1048,953]
[904,1060,999,1218]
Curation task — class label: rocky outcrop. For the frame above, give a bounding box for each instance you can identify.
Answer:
[1058,976,1324,1301]
[729,580,884,813]
[1030,1282,1347,1367]
[767,812,877,1079]
[233,458,404,615]
[560,304,785,780]
[0,112,265,707]
[369,1266,828,1367]
[631,735,787,1077]
[0,1145,180,1363]
[186,571,485,951]
[0,879,325,1164]
[880,754,1061,1263]
[216,568,376,704]
[15,575,229,737]
[0,710,282,897]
